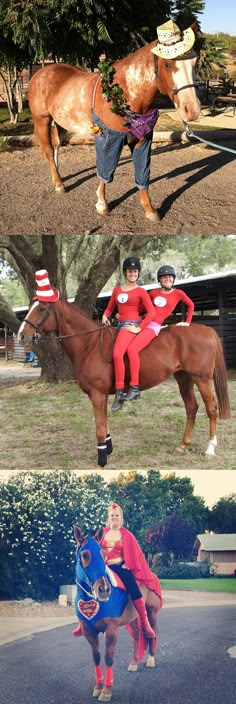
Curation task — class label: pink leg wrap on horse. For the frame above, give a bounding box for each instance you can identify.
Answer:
[94,665,104,683]
[104,667,113,687]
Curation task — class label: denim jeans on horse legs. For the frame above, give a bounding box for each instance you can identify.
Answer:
[92,110,153,189]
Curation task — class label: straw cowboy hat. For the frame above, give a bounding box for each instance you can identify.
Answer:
[151,19,195,59]
[33,269,60,302]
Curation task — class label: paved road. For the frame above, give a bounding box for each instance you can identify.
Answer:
[0,605,235,704]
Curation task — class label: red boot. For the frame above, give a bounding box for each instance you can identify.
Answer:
[72,621,83,637]
[133,597,155,638]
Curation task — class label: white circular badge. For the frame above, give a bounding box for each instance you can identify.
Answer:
[117,293,128,304]
[153,296,167,307]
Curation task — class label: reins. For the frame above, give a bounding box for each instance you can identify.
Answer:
[24,304,115,364]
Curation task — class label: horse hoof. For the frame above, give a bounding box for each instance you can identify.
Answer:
[175,444,186,453]
[128,662,138,672]
[98,692,112,702]
[96,205,110,216]
[93,687,103,698]
[145,210,160,222]
[146,655,155,668]
[55,184,65,193]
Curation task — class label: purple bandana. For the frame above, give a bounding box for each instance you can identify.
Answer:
[124,107,159,139]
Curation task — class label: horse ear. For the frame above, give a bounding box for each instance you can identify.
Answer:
[94,526,104,543]
[74,525,84,544]
[191,20,200,35]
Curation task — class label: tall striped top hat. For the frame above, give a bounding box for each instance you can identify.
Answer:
[33,270,60,302]
[151,20,195,59]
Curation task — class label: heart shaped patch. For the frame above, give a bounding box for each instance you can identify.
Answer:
[78,599,100,620]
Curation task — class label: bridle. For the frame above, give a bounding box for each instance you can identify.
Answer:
[21,301,114,363]
[153,48,198,97]
[22,302,54,336]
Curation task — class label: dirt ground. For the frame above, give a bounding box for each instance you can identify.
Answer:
[0,139,235,236]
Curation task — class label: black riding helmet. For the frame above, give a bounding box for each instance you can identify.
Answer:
[157,265,176,282]
[123,256,141,273]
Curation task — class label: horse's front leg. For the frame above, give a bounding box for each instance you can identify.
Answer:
[98,623,118,702]
[96,181,110,215]
[139,189,160,223]
[132,138,160,222]
[127,617,139,672]
[90,390,111,468]
[84,629,104,698]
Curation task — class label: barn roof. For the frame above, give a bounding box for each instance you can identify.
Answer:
[196,534,236,551]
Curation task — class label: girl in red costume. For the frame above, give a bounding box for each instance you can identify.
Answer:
[73,503,162,639]
[121,264,194,404]
[102,256,155,411]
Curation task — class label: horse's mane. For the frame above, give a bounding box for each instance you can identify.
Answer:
[57,297,101,328]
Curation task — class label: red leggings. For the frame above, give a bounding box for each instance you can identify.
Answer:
[113,328,156,388]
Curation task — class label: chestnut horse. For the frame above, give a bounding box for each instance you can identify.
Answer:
[17,297,230,468]
[73,525,161,701]
[28,38,200,222]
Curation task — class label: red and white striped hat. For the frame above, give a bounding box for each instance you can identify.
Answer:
[33,269,60,302]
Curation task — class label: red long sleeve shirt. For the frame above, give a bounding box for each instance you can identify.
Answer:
[104,285,155,330]
[149,288,194,324]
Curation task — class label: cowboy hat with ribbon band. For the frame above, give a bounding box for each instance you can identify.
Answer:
[33,269,60,302]
[151,20,195,59]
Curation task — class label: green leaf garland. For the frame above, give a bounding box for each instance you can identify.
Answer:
[98,59,134,117]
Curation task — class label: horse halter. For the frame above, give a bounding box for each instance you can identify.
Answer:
[153,49,198,96]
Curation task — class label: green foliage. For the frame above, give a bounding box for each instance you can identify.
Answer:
[0,471,110,599]
[208,494,236,533]
[153,560,200,579]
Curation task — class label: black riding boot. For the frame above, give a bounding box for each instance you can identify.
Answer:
[111,389,125,412]
[123,385,141,402]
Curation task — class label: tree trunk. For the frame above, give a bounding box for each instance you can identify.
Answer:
[34,336,74,383]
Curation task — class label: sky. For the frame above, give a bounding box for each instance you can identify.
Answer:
[0,470,235,509]
[200,0,236,35]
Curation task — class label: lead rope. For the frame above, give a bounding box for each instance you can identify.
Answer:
[185,122,236,155]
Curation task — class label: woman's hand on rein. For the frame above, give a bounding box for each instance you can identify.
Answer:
[102,314,110,326]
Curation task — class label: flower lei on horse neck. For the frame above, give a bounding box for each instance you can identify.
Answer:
[91,59,159,140]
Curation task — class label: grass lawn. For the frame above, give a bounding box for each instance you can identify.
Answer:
[0,375,235,471]
[161,578,236,593]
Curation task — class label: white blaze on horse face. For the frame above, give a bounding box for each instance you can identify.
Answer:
[173,58,200,120]
[17,300,39,339]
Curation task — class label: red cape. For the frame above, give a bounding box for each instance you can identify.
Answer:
[103,526,162,605]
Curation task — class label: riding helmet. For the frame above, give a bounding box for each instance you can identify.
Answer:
[157,265,176,281]
[123,256,141,273]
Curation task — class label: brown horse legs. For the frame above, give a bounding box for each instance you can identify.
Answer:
[90,391,111,468]
[96,182,110,215]
[139,189,160,222]
[195,379,218,455]
[34,116,65,192]
[174,372,199,452]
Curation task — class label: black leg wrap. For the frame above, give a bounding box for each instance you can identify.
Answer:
[106,434,113,455]
[97,442,108,467]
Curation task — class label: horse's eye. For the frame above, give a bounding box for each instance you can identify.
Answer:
[39,306,46,312]
[81,550,91,567]
[165,62,171,69]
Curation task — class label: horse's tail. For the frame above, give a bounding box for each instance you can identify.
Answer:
[213,332,231,419]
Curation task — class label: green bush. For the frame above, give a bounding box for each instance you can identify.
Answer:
[153,561,200,579]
